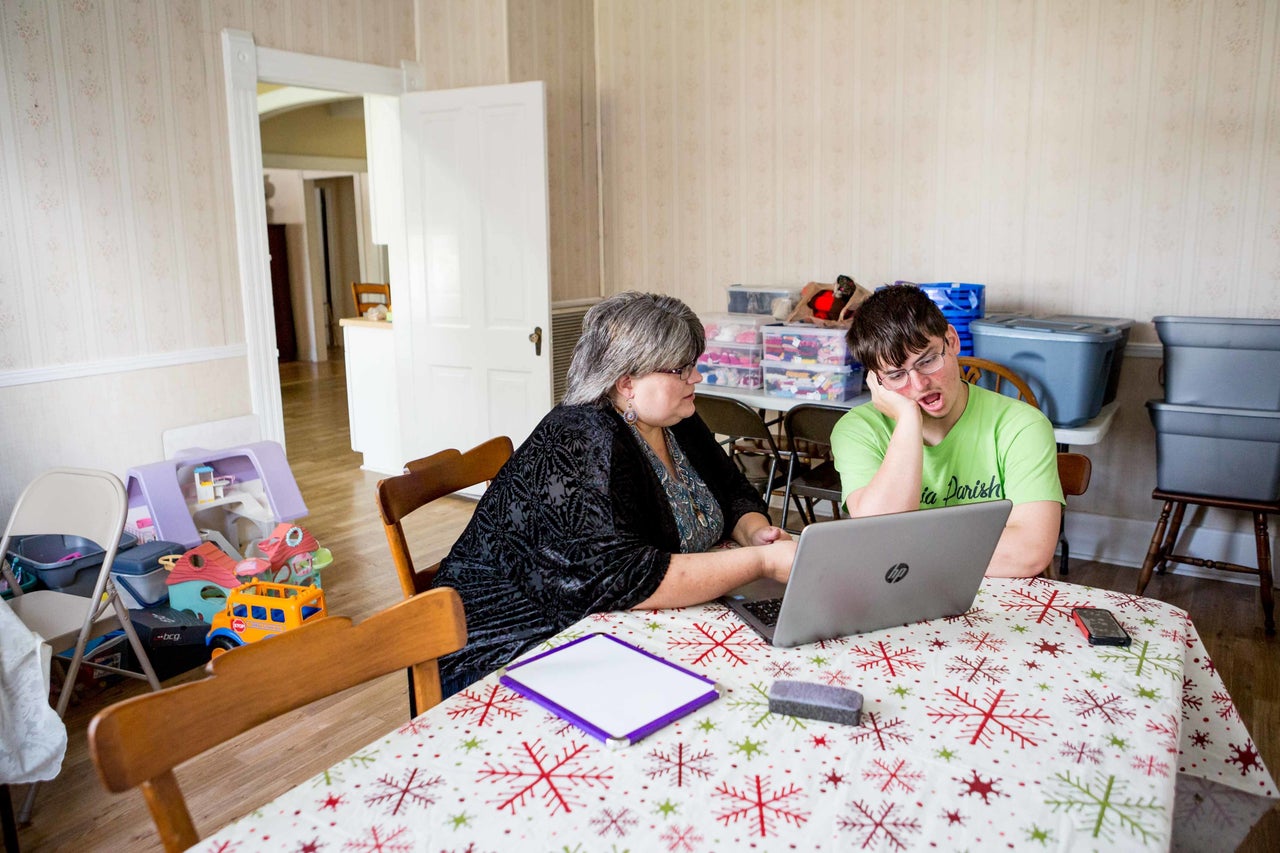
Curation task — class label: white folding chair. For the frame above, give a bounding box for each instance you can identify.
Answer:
[0,468,161,822]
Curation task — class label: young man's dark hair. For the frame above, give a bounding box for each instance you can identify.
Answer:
[846,284,948,374]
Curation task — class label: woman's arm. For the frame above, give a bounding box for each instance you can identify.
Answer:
[632,536,796,610]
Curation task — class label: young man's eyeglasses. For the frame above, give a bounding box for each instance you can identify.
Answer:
[878,350,947,390]
[653,362,698,381]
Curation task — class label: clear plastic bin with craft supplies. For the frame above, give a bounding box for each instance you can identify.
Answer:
[726,285,802,317]
[700,312,776,345]
[1147,400,1280,501]
[1154,316,1280,411]
[697,363,762,389]
[698,341,762,369]
[762,361,864,402]
[762,324,855,366]
[5,532,138,596]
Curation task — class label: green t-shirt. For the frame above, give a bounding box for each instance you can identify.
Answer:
[831,383,1065,510]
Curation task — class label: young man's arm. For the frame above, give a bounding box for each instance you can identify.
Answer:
[985,500,1061,577]
[841,370,925,517]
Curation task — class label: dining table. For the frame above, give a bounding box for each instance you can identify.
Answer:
[194,577,1276,851]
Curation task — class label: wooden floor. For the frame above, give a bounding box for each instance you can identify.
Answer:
[13,360,1279,851]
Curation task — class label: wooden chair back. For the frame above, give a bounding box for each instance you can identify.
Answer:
[1058,452,1092,498]
[88,589,467,853]
[350,282,391,317]
[957,356,1039,410]
[376,436,513,597]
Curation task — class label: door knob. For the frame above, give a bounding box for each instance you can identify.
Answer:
[529,326,543,356]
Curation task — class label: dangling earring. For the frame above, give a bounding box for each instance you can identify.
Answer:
[623,398,638,425]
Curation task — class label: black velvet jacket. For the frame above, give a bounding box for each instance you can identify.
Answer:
[431,403,767,681]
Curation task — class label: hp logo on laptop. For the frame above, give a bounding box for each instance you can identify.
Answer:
[884,562,909,583]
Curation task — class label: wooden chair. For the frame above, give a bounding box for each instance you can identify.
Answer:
[1054,452,1092,576]
[87,589,467,853]
[376,436,513,598]
[958,356,1039,409]
[780,404,847,533]
[350,282,391,317]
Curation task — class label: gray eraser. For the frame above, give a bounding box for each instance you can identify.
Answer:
[767,680,863,726]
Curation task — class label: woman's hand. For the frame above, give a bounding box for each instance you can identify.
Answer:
[732,512,792,548]
[747,524,792,546]
[758,537,798,585]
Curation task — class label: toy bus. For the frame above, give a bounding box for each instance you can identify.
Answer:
[206,580,328,656]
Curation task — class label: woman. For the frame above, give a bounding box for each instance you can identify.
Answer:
[431,292,796,694]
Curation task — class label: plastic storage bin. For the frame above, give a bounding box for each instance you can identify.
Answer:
[110,540,184,609]
[1147,401,1280,501]
[762,325,855,366]
[699,341,762,368]
[917,283,985,356]
[697,363,762,389]
[971,317,1122,427]
[701,313,775,344]
[763,362,864,402]
[727,285,802,316]
[5,532,138,596]
[1154,316,1280,410]
[1045,314,1133,406]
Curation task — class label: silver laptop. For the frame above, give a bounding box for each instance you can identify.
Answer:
[723,500,1012,647]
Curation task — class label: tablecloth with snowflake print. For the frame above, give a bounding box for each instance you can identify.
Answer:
[193,577,1276,852]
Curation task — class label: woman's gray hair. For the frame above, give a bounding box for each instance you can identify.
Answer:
[562,291,705,406]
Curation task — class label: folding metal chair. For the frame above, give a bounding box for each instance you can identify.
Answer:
[0,468,161,823]
[780,404,847,532]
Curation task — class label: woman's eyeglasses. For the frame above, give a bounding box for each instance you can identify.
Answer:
[653,362,699,381]
[878,350,947,390]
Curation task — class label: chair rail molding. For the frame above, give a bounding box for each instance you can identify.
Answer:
[0,344,247,389]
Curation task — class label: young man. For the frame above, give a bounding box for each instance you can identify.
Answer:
[830,285,1063,577]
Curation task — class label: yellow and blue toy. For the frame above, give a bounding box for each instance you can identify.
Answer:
[206,580,328,656]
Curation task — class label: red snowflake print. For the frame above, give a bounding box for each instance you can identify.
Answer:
[849,712,914,751]
[850,640,923,677]
[958,631,1007,652]
[811,734,831,747]
[824,770,846,788]
[999,586,1089,624]
[668,622,763,667]
[956,769,1004,804]
[862,757,924,794]
[837,799,921,850]
[821,669,852,687]
[1190,730,1212,749]
[713,774,809,837]
[1227,742,1263,776]
[207,842,236,853]
[942,808,965,825]
[929,638,949,650]
[396,717,431,736]
[319,792,345,810]
[660,824,704,852]
[447,682,524,727]
[927,687,1049,748]
[364,768,443,815]
[1131,755,1171,778]
[1160,626,1191,648]
[946,654,1008,684]
[1032,639,1064,657]
[766,659,798,679]
[479,739,613,815]
[343,825,411,852]
[1181,677,1203,718]
[1146,713,1179,754]
[1103,591,1159,612]
[1212,690,1240,721]
[646,742,714,786]
[1059,741,1104,764]
[943,608,992,628]
[298,840,321,853]
[590,806,639,837]
[812,635,850,650]
[1023,659,1042,671]
[1065,690,1135,725]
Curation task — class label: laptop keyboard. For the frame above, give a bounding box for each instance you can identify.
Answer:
[741,597,784,628]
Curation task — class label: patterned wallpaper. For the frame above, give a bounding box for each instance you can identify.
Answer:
[596,0,1280,342]
[0,0,416,373]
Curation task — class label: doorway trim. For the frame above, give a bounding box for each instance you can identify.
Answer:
[220,29,419,445]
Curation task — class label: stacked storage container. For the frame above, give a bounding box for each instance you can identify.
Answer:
[917,283,986,356]
[698,313,774,389]
[970,317,1125,427]
[1147,317,1280,502]
[760,325,864,402]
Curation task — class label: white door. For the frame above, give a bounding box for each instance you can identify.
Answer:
[397,82,552,464]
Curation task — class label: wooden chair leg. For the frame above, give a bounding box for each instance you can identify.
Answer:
[1155,501,1187,576]
[1137,500,1175,594]
[1252,512,1276,636]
